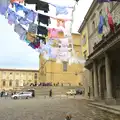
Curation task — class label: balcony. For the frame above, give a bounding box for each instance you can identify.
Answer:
[88,23,120,59]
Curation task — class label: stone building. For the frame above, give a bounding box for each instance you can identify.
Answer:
[0,68,39,90]
[39,33,84,86]
[78,1,120,104]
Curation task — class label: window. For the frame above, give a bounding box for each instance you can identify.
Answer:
[16,80,19,87]
[3,81,6,86]
[99,9,102,15]
[82,35,87,46]
[63,62,67,72]
[92,21,95,31]
[9,80,12,86]
[10,72,12,75]
[34,73,37,79]
[83,50,87,60]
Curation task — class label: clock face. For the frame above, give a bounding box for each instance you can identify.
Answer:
[82,35,86,46]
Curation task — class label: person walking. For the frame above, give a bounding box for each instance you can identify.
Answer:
[49,89,52,97]
[4,91,8,99]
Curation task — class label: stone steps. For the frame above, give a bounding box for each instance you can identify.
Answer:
[88,102,120,115]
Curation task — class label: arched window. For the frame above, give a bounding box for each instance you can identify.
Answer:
[9,80,12,86]
[3,81,6,86]
[16,80,19,87]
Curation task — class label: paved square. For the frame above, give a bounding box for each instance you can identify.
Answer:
[0,97,120,120]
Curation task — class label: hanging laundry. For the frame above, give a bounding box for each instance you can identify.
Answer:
[48,28,60,38]
[33,39,40,48]
[0,0,10,15]
[14,23,27,40]
[24,0,38,4]
[26,32,36,42]
[7,9,18,25]
[28,23,37,34]
[10,0,24,4]
[35,0,49,13]
[56,6,68,16]
[13,3,27,12]
[24,38,31,44]
[28,43,36,49]
[36,35,46,44]
[59,38,69,47]
[37,13,50,26]
[57,19,65,28]
[24,9,37,22]
[50,47,59,59]
[18,16,31,25]
[37,25,48,36]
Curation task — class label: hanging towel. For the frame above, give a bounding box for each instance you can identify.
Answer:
[14,24,27,40]
[37,25,48,36]
[18,16,31,25]
[35,0,49,13]
[28,43,36,49]
[24,0,38,4]
[56,6,68,16]
[36,36,46,44]
[10,0,24,4]
[7,10,18,25]
[0,0,10,15]
[57,19,65,28]
[37,13,50,26]
[28,23,37,34]
[13,3,27,12]
[26,32,36,42]
[24,9,37,22]
[48,28,59,38]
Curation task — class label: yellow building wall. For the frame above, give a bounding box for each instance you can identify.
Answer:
[39,33,84,86]
[0,69,39,90]
[81,26,89,57]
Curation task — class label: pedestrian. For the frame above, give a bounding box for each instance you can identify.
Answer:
[4,91,8,99]
[1,91,3,97]
[49,89,52,97]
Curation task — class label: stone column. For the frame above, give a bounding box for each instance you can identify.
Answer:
[93,62,99,99]
[98,65,102,99]
[105,53,116,104]
[89,69,94,99]
[105,53,113,98]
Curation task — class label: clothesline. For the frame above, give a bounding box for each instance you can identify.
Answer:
[38,0,75,7]
[12,2,72,20]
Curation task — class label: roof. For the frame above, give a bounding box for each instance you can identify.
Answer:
[0,68,39,72]
[78,0,97,33]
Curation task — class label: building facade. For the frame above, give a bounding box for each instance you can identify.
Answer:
[78,1,120,104]
[39,33,84,86]
[79,24,90,97]
[0,68,39,90]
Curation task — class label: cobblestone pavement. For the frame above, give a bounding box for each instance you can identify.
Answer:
[0,97,120,120]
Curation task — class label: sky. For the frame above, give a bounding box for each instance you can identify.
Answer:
[0,0,93,70]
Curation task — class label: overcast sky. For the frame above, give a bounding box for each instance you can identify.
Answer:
[0,0,93,69]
